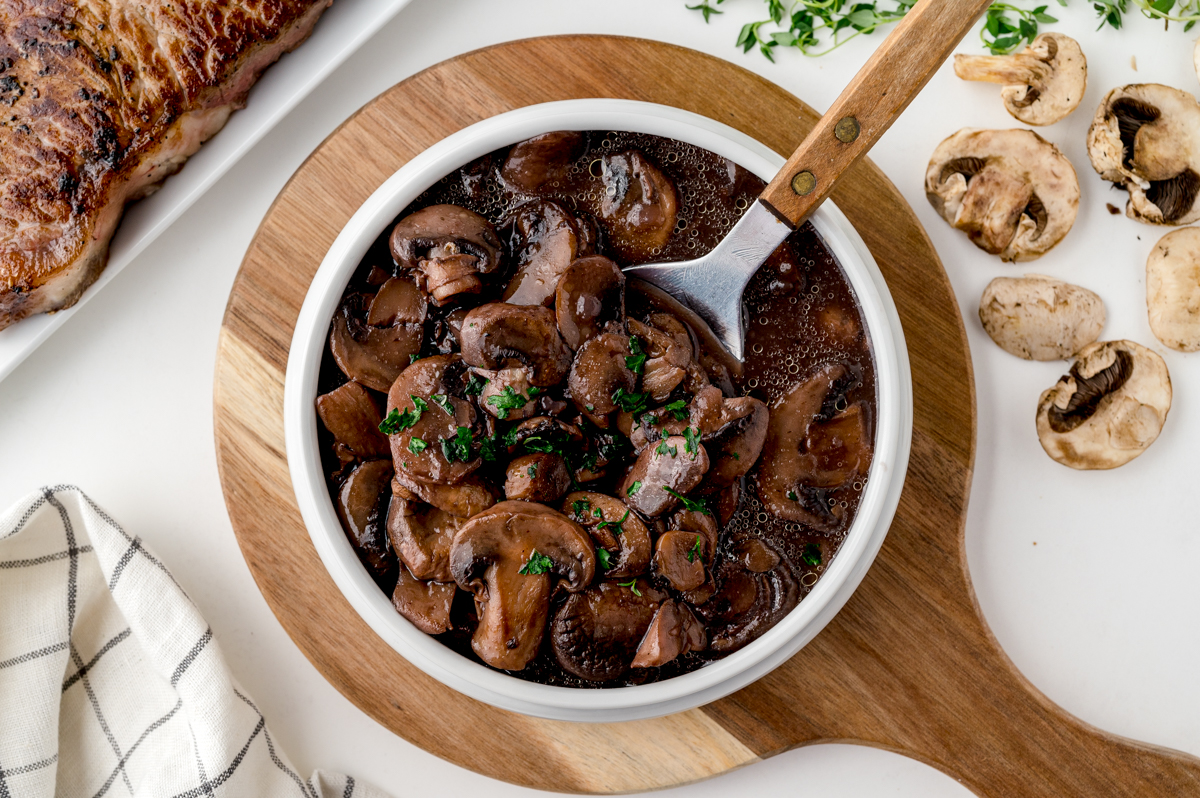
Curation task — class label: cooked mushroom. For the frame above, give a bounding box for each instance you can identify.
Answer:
[798,402,872,489]
[337,459,397,588]
[562,491,652,580]
[630,599,706,669]
[459,302,572,386]
[505,453,572,502]
[926,128,1079,261]
[390,205,503,304]
[598,150,678,260]
[555,256,626,350]
[1088,84,1200,225]
[368,276,428,327]
[620,435,710,517]
[699,550,798,653]
[732,537,781,573]
[699,395,769,490]
[386,355,480,485]
[551,579,666,681]
[316,381,390,466]
[392,563,456,635]
[979,275,1106,360]
[449,501,595,670]
[473,366,538,421]
[329,292,423,392]
[627,319,690,402]
[954,33,1087,126]
[670,508,718,566]
[500,131,586,193]
[501,199,597,307]
[392,472,497,519]
[567,333,638,425]
[652,531,707,591]
[1147,227,1200,351]
[1036,340,1172,470]
[386,495,466,582]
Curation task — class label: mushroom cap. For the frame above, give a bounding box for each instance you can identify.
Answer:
[1036,340,1172,470]
[629,599,707,669]
[449,501,596,670]
[562,490,652,580]
[392,471,497,519]
[551,580,667,681]
[1087,84,1200,225]
[652,530,706,592]
[504,452,572,503]
[500,131,586,193]
[316,381,390,465]
[567,332,638,424]
[392,563,456,635]
[474,366,538,421]
[386,355,480,485]
[979,275,1106,361]
[620,435,710,517]
[699,395,769,490]
[1147,228,1200,351]
[389,204,502,273]
[337,459,398,589]
[459,302,572,386]
[954,33,1087,126]
[386,495,466,582]
[555,255,626,350]
[501,199,596,307]
[926,128,1079,261]
[598,150,679,261]
[329,292,423,392]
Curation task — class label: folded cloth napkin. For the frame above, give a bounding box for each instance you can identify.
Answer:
[0,486,389,798]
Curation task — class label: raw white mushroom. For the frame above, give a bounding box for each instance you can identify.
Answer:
[1087,84,1200,225]
[1036,340,1171,470]
[1147,227,1200,351]
[954,33,1087,126]
[979,275,1105,360]
[926,129,1079,262]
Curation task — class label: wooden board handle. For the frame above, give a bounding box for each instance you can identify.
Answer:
[760,0,994,226]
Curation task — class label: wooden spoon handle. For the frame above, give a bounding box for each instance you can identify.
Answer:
[760,0,994,226]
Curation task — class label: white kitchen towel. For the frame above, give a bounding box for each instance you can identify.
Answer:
[0,485,390,798]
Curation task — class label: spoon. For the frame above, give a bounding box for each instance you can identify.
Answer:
[624,0,995,361]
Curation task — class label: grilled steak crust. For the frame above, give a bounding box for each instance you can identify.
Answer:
[0,0,330,330]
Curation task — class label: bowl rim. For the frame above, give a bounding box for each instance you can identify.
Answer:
[283,98,913,722]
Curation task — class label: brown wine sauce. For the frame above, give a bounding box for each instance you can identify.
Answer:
[318,131,875,688]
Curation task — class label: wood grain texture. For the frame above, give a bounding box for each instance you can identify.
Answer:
[760,0,992,227]
[213,36,1200,795]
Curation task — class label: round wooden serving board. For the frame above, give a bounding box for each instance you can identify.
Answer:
[213,36,1200,796]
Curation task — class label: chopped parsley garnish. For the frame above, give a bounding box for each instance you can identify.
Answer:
[523,436,557,453]
[378,395,428,434]
[787,490,799,501]
[431,394,455,416]
[527,463,538,477]
[502,427,521,447]
[627,481,642,496]
[409,353,420,364]
[572,498,591,519]
[519,550,554,575]
[597,548,613,571]
[801,543,822,567]
[640,412,659,429]
[664,488,711,515]
[625,336,647,374]
[611,387,649,416]
[528,386,541,396]
[687,535,704,563]
[586,404,595,412]
[407,437,428,454]
[592,507,603,519]
[597,509,631,536]
[655,440,678,458]
[465,373,488,396]
[617,578,641,597]
[486,385,529,420]
[664,399,688,421]
[732,452,740,460]
[683,427,700,457]
[440,426,473,463]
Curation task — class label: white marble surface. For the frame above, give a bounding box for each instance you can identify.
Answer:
[1,2,1197,795]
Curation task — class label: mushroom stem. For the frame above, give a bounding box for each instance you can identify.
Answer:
[954,54,1050,89]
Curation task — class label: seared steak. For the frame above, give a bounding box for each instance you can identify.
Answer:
[0,0,331,330]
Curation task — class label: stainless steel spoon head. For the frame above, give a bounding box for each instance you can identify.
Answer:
[622,201,792,362]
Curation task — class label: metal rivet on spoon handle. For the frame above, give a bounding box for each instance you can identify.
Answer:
[625,0,995,362]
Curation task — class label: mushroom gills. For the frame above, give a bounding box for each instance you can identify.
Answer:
[1046,349,1132,433]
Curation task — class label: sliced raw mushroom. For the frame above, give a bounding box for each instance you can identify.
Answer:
[501,199,597,307]
[392,472,497,519]
[562,491,652,580]
[1036,340,1171,469]
[979,275,1106,360]
[620,435,710,517]
[567,333,638,425]
[505,453,572,503]
[1147,227,1200,351]
[449,501,595,670]
[555,256,626,350]
[473,366,538,421]
[1087,84,1200,225]
[316,381,390,465]
[598,150,679,260]
[500,131,586,193]
[551,579,667,682]
[386,495,467,582]
[330,292,423,392]
[392,563,456,635]
[630,599,706,669]
[459,302,572,386]
[337,459,398,588]
[699,551,798,654]
[652,531,707,591]
[954,33,1087,126]
[390,205,502,304]
[926,128,1079,261]
[385,354,480,485]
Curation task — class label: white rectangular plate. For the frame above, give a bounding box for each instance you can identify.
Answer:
[0,0,413,384]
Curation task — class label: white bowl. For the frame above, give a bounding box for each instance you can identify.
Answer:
[284,99,913,722]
